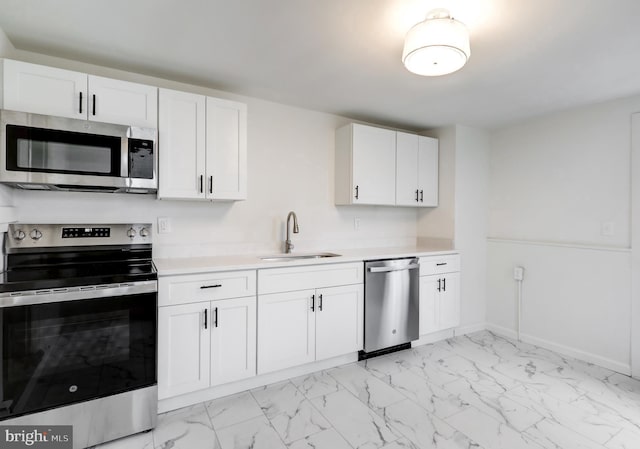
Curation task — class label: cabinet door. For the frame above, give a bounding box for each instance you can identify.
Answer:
[395,132,420,206]
[158,88,206,199]
[419,275,440,335]
[257,290,316,374]
[3,59,87,119]
[417,136,439,207]
[352,124,396,205]
[88,75,157,128]
[205,97,247,200]
[158,303,210,399]
[439,272,460,330]
[210,297,257,385]
[316,284,364,360]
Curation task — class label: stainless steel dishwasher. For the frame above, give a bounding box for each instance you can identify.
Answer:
[361,258,420,359]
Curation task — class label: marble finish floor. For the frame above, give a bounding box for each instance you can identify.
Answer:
[94,331,640,449]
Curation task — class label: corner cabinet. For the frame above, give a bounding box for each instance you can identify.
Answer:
[257,263,364,374]
[1,59,157,128]
[419,254,461,335]
[158,88,247,201]
[335,123,438,207]
[157,270,257,399]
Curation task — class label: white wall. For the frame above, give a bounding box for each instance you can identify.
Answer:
[487,94,640,373]
[5,48,418,258]
[418,125,490,332]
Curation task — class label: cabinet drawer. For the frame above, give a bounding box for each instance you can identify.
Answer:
[258,262,363,294]
[159,270,256,306]
[420,254,460,276]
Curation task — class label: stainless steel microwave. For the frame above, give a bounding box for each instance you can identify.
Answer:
[0,110,157,193]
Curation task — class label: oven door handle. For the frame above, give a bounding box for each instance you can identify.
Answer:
[0,280,157,308]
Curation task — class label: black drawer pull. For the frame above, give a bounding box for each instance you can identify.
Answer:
[214,307,219,327]
[436,262,448,266]
[200,284,222,289]
[204,308,208,329]
[79,92,83,114]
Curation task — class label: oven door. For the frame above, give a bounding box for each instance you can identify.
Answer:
[0,282,157,420]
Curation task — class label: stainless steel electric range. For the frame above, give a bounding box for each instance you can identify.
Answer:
[0,223,157,449]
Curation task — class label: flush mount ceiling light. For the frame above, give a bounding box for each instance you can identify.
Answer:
[402,8,470,76]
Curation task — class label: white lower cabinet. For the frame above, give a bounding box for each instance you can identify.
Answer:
[257,265,364,375]
[419,255,461,335]
[158,272,257,400]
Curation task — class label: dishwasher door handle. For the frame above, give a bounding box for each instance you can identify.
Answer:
[368,264,419,273]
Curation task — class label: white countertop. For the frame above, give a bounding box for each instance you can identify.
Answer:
[153,245,458,276]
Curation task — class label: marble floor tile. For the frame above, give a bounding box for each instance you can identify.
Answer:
[382,368,469,419]
[383,399,483,449]
[388,352,462,387]
[446,406,545,449]
[443,378,543,431]
[570,395,640,435]
[327,363,406,413]
[269,399,331,443]
[505,386,621,444]
[494,361,585,402]
[287,428,352,449]
[524,418,607,449]
[205,391,264,429]
[432,355,519,393]
[251,380,306,419]
[310,389,400,449]
[290,370,342,399]
[152,404,220,449]
[604,429,640,449]
[216,415,286,449]
[379,437,421,449]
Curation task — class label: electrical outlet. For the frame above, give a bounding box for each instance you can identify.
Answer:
[514,266,525,281]
[354,218,361,231]
[601,221,615,236]
[158,217,172,234]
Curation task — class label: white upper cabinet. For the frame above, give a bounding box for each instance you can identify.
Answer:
[2,59,87,120]
[206,97,247,200]
[335,123,438,207]
[158,88,206,200]
[335,123,397,205]
[418,136,439,207]
[88,75,157,128]
[158,88,247,201]
[2,59,157,127]
[396,132,439,207]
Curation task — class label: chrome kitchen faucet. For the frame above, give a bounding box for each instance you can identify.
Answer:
[285,211,299,253]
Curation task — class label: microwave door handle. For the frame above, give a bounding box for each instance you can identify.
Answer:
[121,137,129,177]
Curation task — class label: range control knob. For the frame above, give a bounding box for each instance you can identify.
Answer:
[29,229,43,241]
[139,227,150,237]
[127,227,137,239]
[13,229,26,241]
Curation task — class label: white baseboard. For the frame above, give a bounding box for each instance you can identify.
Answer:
[455,322,487,336]
[412,329,454,347]
[487,323,631,375]
[158,352,358,413]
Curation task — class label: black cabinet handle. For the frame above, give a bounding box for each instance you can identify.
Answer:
[79,92,83,114]
[415,189,419,202]
[319,294,323,311]
[443,278,446,292]
[199,175,204,193]
[355,185,359,199]
[204,308,208,329]
[200,284,222,289]
[209,176,213,194]
[420,190,424,202]
[436,262,447,266]
[311,294,315,312]
[92,94,96,116]
[437,279,441,292]
[214,307,219,328]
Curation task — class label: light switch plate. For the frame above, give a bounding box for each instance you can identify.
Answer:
[158,217,172,234]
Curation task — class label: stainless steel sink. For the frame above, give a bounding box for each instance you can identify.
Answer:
[260,252,341,262]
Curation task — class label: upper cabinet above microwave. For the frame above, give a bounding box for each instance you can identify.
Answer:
[1,59,158,128]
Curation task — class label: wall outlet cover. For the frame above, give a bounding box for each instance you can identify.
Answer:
[158,217,172,234]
